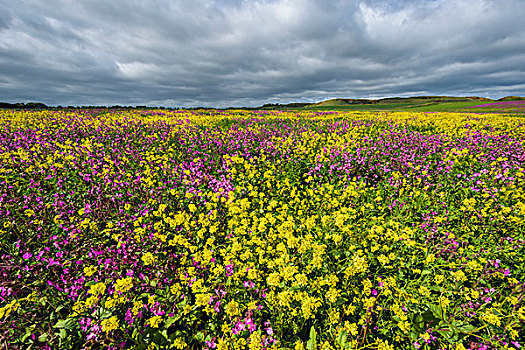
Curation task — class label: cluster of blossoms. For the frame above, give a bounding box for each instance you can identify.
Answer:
[0,109,524,349]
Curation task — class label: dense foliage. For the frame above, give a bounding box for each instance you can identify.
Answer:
[1,109,524,349]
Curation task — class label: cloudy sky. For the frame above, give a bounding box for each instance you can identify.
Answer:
[1,0,524,107]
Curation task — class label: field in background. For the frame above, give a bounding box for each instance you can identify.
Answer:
[1,109,524,349]
[260,97,525,114]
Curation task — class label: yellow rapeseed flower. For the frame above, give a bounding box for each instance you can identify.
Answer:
[101,316,119,332]
[83,265,97,277]
[141,252,156,265]
[147,315,162,328]
[114,277,133,293]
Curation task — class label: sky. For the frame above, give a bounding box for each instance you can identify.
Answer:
[1,0,525,107]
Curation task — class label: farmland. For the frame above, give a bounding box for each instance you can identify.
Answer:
[259,97,525,114]
[1,109,525,349]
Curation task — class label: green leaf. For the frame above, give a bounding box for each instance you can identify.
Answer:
[336,297,348,306]
[53,318,76,330]
[437,328,458,343]
[409,327,419,341]
[428,285,443,292]
[59,329,67,339]
[428,304,442,319]
[164,315,180,328]
[453,322,475,333]
[306,326,317,350]
[415,314,424,329]
[335,330,350,349]
[421,309,437,323]
[20,326,35,343]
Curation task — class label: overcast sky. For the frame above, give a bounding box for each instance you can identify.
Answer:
[1,0,524,107]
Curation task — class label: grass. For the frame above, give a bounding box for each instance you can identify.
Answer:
[402,101,489,112]
[300,100,525,113]
[304,102,430,111]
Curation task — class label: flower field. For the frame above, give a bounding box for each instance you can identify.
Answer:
[466,101,525,113]
[1,109,525,350]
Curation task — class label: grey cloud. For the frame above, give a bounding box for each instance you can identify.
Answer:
[0,0,524,107]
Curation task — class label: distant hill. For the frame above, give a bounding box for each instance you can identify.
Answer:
[313,98,372,107]
[311,96,492,107]
[498,96,525,101]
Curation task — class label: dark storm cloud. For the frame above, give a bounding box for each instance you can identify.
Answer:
[1,0,524,107]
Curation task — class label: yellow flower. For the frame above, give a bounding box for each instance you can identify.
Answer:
[481,310,501,326]
[294,273,308,286]
[377,339,394,350]
[196,293,212,307]
[147,315,162,328]
[471,290,480,299]
[132,301,143,315]
[345,322,358,336]
[294,340,305,350]
[439,296,451,309]
[418,286,430,298]
[398,321,410,333]
[452,270,467,282]
[86,295,98,307]
[217,338,230,350]
[83,265,97,277]
[326,288,339,303]
[455,343,467,350]
[248,332,262,350]
[101,316,119,332]
[225,300,240,317]
[124,203,131,210]
[88,282,106,296]
[172,338,187,349]
[72,301,87,315]
[141,252,156,265]
[105,298,117,309]
[170,283,181,295]
[424,254,436,264]
[267,272,281,286]
[115,277,133,293]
